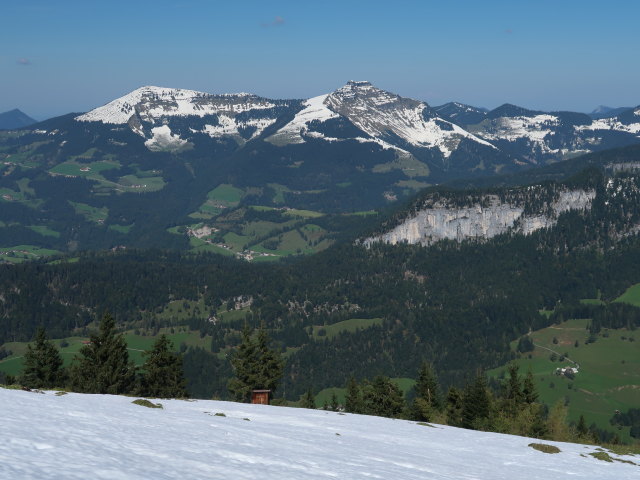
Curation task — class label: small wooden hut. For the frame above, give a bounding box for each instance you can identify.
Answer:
[251,389,271,405]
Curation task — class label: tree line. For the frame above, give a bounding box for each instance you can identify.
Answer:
[15,313,187,398]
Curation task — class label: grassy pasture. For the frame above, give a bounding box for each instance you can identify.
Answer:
[69,201,108,223]
[117,174,165,192]
[188,237,235,256]
[49,160,120,178]
[489,318,639,442]
[267,183,290,204]
[28,225,60,238]
[108,224,134,234]
[283,209,324,219]
[614,283,640,307]
[207,184,244,206]
[0,245,61,263]
[312,318,384,340]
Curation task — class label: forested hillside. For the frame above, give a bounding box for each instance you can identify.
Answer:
[2,164,640,402]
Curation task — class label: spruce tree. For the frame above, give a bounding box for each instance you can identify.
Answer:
[227,324,284,402]
[139,334,187,398]
[411,361,441,421]
[300,388,316,409]
[70,313,136,394]
[445,386,464,427]
[362,376,405,418]
[330,391,339,412]
[461,372,491,430]
[21,327,65,389]
[345,376,363,413]
[522,368,539,404]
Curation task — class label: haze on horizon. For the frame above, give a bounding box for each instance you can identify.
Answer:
[2,0,639,120]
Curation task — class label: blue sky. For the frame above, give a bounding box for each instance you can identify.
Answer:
[2,0,639,119]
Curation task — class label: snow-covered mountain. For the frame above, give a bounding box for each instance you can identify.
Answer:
[76,86,300,147]
[465,103,640,162]
[2,388,636,480]
[71,82,640,165]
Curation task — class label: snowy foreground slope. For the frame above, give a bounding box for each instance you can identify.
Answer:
[1,389,636,480]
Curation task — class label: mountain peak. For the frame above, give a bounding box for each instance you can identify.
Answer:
[0,108,37,130]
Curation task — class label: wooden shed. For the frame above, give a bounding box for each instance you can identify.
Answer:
[251,389,271,405]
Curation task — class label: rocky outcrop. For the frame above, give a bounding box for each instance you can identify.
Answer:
[364,189,595,246]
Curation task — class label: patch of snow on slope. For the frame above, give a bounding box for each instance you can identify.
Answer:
[202,116,239,137]
[144,125,189,151]
[266,94,338,145]
[0,389,636,480]
[481,114,560,151]
[576,118,640,135]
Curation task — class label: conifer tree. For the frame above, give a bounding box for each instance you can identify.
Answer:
[345,376,363,413]
[461,372,491,430]
[21,327,65,389]
[505,363,523,405]
[300,388,316,409]
[139,334,187,398]
[362,375,405,418]
[227,324,284,402]
[330,391,339,412]
[522,368,539,404]
[70,313,136,394]
[546,400,570,441]
[411,361,441,421]
[445,386,464,427]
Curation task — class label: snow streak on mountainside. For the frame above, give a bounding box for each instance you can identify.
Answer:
[266,94,339,145]
[1,389,636,480]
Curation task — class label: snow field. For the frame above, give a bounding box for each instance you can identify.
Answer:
[0,388,636,480]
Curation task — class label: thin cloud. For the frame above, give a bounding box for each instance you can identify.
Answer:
[17,58,31,65]
[261,16,285,27]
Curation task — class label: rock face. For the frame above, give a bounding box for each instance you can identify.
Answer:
[365,189,595,246]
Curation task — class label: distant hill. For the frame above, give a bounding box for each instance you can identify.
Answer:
[590,105,634,119]
[0,109,36,129]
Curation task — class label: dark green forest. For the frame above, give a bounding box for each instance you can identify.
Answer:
[2,166,640,403]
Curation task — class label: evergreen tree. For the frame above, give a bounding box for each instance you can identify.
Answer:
[227,324,284,402]
[21,327,65,389]
[330,391,339,412]
[546,400,571,441]
[445,386,464,426]
[411,361,441,421]
[345,376,363,413]
[522,368,539,404]
[69,313,136,394]
[139,334,187,398]
[300,388,316,409]
[461,372,491,430]
[362,376,405,418]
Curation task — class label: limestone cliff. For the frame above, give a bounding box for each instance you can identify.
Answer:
[365,188,595,246]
